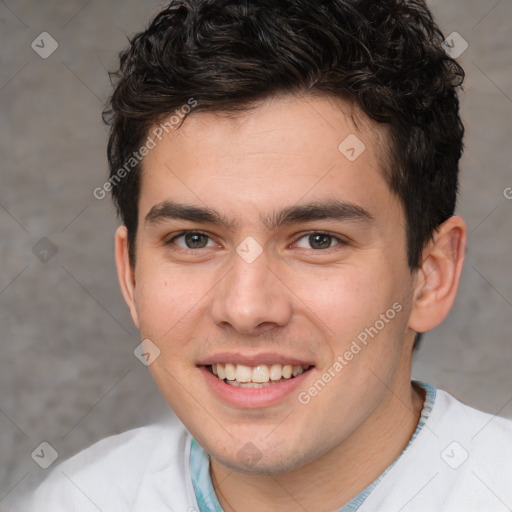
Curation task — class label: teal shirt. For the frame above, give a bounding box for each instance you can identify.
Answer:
[190,381,437,512]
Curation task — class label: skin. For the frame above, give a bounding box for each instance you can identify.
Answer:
[116,94,466,511]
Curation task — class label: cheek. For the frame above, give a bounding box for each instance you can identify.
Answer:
[287,261,408,367]
[289,265,385,334]
[133,262,210,341]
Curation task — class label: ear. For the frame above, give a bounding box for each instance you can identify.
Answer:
[115,225,140,328]
[408,216,466,334]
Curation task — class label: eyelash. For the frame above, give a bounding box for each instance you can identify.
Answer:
[165,231,213,249]
[294,231,348,250]
[165,231,348,251]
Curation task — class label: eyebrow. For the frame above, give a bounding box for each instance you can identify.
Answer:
[263,200,374,229]
[145,202,235,228]
[144,199,374,229]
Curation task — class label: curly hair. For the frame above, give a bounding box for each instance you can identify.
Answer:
[104,0,464,271]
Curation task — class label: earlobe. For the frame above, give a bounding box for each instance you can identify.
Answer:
[408,216,466,334]
[115,226,140,328]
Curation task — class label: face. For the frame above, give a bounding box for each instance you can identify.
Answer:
[120,95,420,473]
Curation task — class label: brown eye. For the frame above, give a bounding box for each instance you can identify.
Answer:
[294,232,345,250]
[309,234,334,249]
[172,232,213,249]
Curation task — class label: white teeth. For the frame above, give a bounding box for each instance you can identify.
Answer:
[252,365,270,383]
[270,364,282,381]
[224,363,236,381]
[210,363,310,384]
[235,364,252,383]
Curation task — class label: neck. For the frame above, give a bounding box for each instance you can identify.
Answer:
[210,381,425,512]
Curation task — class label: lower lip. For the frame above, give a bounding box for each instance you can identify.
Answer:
[199,366,312,408]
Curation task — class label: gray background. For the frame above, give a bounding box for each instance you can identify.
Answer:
[1,0,511,507]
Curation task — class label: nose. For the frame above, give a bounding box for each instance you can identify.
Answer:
[210,250,294,335]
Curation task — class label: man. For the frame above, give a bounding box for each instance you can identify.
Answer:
[23,0,512,511]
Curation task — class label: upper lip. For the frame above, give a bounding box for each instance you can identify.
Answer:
[197,352,315,367]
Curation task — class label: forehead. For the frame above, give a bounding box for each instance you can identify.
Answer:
[139,94,396,224]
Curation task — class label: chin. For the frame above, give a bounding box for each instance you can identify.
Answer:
[209,438,320,475]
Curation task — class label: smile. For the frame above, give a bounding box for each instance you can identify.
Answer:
[209,363,312,388]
